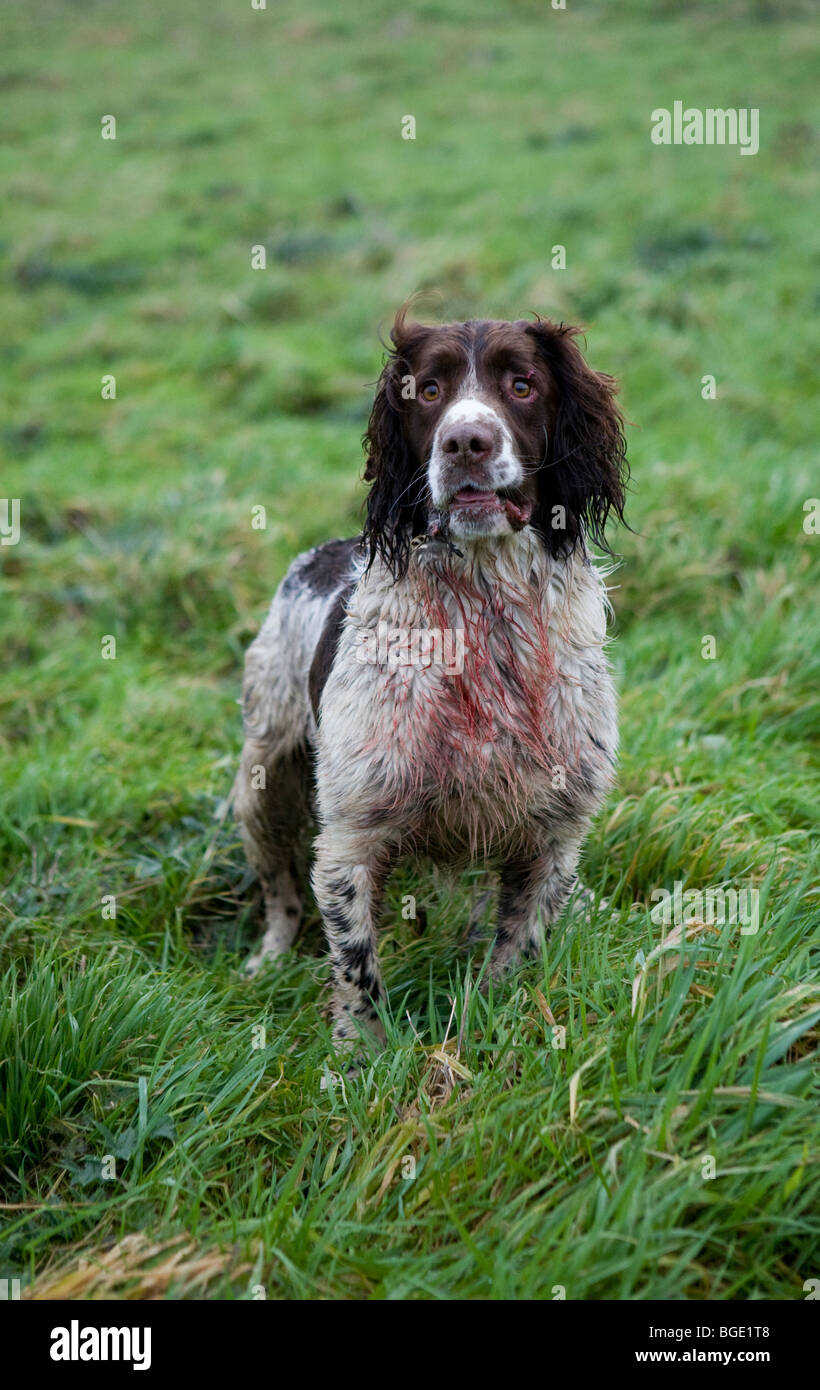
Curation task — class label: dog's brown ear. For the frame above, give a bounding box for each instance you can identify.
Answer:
[361,308,429,576]
[362,355,404,483]
[526,319,628,555]
[362,306,420,480]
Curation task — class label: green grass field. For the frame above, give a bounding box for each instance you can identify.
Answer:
[1,0,818,1299]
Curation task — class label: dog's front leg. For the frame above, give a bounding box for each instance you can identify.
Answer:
[490,832,586,978]
[312,827,388,1046]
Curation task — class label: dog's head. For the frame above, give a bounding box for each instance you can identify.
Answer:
[362,306,628,578]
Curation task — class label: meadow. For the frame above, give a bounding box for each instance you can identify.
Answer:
[0,0,818,1299]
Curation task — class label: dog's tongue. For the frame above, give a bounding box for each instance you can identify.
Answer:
[502,496,533,529]
[453,489,498,508]
[451,490,533,529]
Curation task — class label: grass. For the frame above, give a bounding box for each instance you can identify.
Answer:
[0,0,818,1299]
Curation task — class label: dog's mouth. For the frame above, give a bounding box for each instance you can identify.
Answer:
[449,483,533,530]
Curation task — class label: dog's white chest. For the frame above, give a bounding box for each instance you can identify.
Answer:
[315,541,616,844]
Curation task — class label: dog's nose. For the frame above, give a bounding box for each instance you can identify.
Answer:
[442,422,494,465]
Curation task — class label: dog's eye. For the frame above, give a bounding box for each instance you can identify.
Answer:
[420,381,440,402]
[511,378,533,398]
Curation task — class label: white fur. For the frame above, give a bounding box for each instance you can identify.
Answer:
[236,528,617,1043]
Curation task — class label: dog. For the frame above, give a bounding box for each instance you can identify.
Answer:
[235,307,628,1044]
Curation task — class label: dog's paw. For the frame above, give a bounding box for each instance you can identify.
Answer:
[241,941,288,979]
[570,884,609,917]
[330,1011,387,1060]
[481,940,528,989]
[241,917,299,979]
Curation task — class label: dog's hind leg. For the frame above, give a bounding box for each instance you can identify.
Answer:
[489,831,587,979]
[235,738,313,976]
[235,536,359,977]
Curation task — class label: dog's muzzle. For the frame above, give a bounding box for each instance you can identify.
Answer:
[428,399,533,536]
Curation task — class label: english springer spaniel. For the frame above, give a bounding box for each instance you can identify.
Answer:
[235,309,628,1044]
